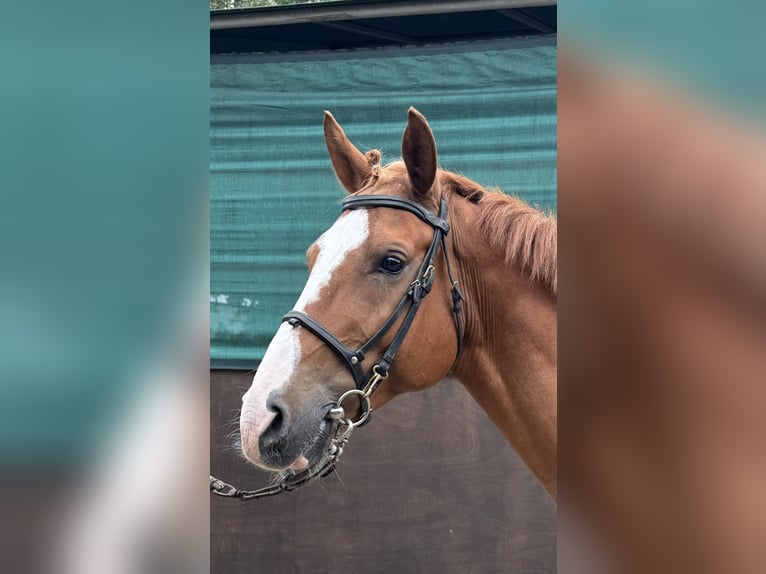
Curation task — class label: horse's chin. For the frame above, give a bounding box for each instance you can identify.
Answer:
[251,423,334,474]
[251,449,323,474]
[264,448,329,485]
[293,426,335,472]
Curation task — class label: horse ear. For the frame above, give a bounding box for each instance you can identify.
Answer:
[402,107,438,200]
[323,111,372,194]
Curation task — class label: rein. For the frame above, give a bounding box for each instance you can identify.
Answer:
[211,194,464,501]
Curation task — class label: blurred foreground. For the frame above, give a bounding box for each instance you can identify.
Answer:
[558,47,766,573]
[0,2,209,572]
[0,276,210,574]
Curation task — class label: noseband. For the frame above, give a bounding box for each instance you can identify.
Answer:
[211,194,464,500]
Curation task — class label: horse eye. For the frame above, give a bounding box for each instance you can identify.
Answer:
[380,256,405,274]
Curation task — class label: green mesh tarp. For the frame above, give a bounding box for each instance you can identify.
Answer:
[211,39,557,365]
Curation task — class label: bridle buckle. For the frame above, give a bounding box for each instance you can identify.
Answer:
[362,364,389,398]
[421,265,436,291]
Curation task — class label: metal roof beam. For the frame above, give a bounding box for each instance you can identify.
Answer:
[497,8,556,33]
[318,21,417,44]
[211,0,557,30]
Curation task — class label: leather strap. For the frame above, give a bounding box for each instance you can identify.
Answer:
[283,310,367,388]
[342,195,450,234]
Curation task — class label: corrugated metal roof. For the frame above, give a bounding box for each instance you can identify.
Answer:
[211,0,556,54]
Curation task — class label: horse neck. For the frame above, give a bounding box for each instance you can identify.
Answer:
[448,194,557,498]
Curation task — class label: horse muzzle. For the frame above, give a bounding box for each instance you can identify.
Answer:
[240,398,334,472]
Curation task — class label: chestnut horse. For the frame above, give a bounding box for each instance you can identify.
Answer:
[239,108,557,498]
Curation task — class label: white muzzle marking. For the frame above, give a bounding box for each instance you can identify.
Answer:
[240,209,369,465]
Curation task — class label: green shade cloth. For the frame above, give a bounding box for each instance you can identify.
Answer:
[211,39,557,365]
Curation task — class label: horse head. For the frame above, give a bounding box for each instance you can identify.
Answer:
[239,108,462,472]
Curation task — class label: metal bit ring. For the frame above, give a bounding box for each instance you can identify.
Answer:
[335,388,372,427]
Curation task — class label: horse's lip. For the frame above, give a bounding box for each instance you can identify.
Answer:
[289,456,310,471]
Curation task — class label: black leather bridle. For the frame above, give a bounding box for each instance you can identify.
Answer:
[283,194,464,413]
[211,193,464,500]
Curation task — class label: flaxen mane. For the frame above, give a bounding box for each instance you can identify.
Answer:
[442,172,557,297]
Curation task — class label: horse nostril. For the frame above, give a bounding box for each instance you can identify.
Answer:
[261,395,289,448]
[269,408,283,434]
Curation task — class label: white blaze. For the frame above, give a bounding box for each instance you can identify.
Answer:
[240,209,369,463]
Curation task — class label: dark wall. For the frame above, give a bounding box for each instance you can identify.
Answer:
[211,369,555,573]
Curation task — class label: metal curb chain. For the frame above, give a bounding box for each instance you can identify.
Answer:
[210,394,369,501]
